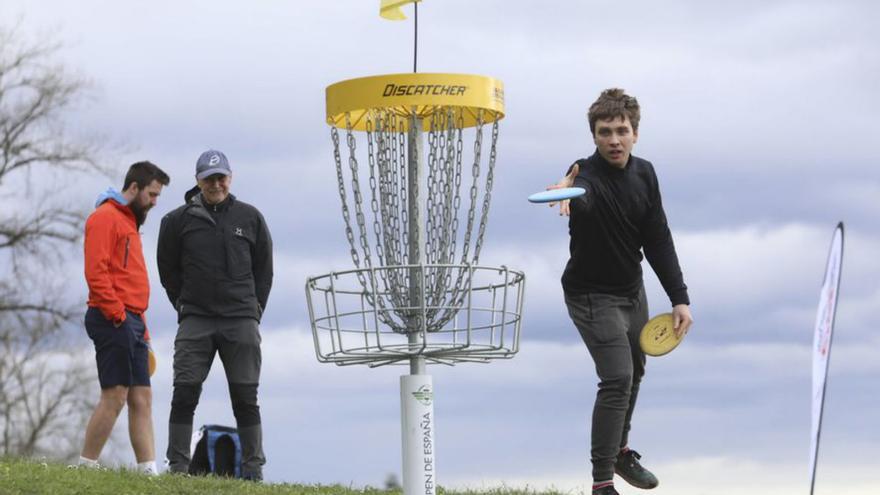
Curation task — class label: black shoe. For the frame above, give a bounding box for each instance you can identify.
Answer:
[242,470,263,482]
[592,485,620,495]
[166,464,190,475]
[614,449,659,489]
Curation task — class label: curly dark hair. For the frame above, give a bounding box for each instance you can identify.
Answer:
[587,88,641,135]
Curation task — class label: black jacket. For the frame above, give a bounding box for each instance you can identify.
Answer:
[562,151,689,306]
[157,191,273,321]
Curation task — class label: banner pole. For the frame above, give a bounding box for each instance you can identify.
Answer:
[809,222,844,495]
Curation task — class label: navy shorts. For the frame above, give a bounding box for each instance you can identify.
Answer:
[85,307,150,389]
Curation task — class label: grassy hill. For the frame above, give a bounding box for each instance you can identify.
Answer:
[0,457,570,495]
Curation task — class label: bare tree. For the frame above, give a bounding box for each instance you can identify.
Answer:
[0,21,108,460]
[0,295,92,457]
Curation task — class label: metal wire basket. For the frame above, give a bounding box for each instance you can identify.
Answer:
[307,263,524,367]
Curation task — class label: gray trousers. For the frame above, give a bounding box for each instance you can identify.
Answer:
[167,315,265,475]
[565,285,648,482]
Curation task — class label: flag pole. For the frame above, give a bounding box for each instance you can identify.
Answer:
[413,1,418,72]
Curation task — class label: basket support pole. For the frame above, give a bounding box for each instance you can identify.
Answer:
[401,115,435,494]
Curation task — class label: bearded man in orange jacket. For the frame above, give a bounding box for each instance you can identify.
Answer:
[79,161,169,474]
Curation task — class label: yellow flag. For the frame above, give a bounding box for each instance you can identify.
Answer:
[380,0,421,21]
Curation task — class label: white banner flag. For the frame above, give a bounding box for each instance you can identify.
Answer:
[809,222,844,494]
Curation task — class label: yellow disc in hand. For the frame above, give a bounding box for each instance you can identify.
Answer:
[639,313,683,356]
[148,348,157,377]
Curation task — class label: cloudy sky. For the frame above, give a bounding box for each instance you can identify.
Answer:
[3,1,879,493]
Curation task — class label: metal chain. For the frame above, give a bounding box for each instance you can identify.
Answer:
[474,115,499,263]
[444,110,465,294]
[399,118,409,267]
[440,109,461,263]
[387,115,402,266]
[366,112,392,302]
[328,107,502,334]
[437,109,449,266]
[458,111,483,267]
[333,116,377,316]
[425,109,449,315]
[352,117,373,273]
[331,126,360,271]
[379,112,408,317]
[367,112,384,268]
[426,108,459,315]
[425,109,439,267]
[374,110,410,331]
[424,111,439,313]
[436,111,485,322]
[387,114,405,271]
[440,112,499,325]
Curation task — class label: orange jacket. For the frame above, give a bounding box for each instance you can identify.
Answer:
[84,198,151,339]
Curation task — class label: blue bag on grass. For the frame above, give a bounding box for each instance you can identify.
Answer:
[189,424,242,478]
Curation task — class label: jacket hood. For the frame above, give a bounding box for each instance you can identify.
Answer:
[184,185,201,203]
[186,189,236,211]
[94,187,128,209]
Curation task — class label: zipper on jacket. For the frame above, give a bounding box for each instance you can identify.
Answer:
[123,237,130,268]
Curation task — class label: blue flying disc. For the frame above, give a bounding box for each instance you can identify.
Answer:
[528,187,586,204]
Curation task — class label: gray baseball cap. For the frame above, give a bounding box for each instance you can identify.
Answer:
[195,150,231,180]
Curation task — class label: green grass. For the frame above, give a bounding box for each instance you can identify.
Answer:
[0,457,573,495]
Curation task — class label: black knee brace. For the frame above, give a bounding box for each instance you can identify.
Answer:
[169,383,202,425]
[229,383,261,428]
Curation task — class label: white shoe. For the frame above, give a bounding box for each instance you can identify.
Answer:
[76,456,102,469]
[137,460,159,476]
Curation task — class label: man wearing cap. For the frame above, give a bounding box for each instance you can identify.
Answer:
[157,150,273,480]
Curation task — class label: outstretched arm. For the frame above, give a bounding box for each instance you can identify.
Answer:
[546,162,580,216]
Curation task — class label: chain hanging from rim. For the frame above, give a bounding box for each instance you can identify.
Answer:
[330,107,500,334]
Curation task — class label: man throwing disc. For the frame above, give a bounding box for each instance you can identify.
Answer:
[549,88,693,495]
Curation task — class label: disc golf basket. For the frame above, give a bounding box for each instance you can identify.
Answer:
[306,73,525,495]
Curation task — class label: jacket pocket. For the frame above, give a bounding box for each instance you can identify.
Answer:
[227,233,253,279]
[123,236,131,268]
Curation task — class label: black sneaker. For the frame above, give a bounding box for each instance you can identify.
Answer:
[592,485,620,495]
[242,470,263,482]
[614,449,659,489]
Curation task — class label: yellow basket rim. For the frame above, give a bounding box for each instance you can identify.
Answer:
[325,73,505,131]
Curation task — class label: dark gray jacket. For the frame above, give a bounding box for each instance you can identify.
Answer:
[157,191,273,321]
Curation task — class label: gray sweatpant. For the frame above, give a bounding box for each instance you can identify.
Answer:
[564,285,648,482]
[167,315,265,476]
[171,316,261,385]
